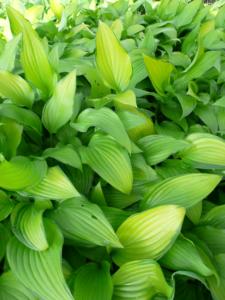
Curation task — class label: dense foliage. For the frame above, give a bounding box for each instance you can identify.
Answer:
[0,0,225,299]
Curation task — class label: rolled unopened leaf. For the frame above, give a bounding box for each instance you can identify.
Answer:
[72,262,113,300]
[160,235,216,278]
[180,133,225,168]
[0,156,47,191]
[113,259,173,300]
[71,107,131,152]
[112,205,185,265]
[7,220,74,300]
[42,70,76,133]
[50,197,122,248]
[142,173,221,209]
[144,55,174,95]
[11,201,52,251]
[79,134,133,194]
[96,21,132,92]
[7,6,55,97]
[25,166,80,201]
[0,71,34,108]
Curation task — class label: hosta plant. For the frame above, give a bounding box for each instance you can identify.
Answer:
[0,0,225,299]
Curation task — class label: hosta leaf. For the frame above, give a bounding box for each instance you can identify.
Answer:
[71,107,131,152]
[0,103,42,137]
[144,55,174,95]
[200,204,225,228]
[0,71,34,108]
[142,173,221,209]
[11,201,52,251]
[0,272,37,300]
[79,134,133,194]
[175,51,220,87]
[160,235,216,278]
[194,226,225,255]
[173,0,202,28]
[7,220,74,300]
[180,133,225,168]
[0,224,10,261]
[137,135,189,165]
[7,7,55,97]
[208,254,225,300]
[117,107,154,142]
[50,197,122,248]
[113,90,137,108]
[25,166,80,201]
[112,205,185,265]
[96,21,132,92]
[186,201,202,225]
[0,34,21,71]
[101,206,132,230]
[113,259,172,300]
[0,118,23,159]
[72,262,113,300]
[0,190,14,221]
[0,156,47,191]
[42,145,82,170]
[42,70,76,133]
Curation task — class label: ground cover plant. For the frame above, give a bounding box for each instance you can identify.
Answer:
[0,0,225,299]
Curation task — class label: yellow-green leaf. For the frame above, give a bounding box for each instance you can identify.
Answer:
[96,21,132,92]
[42,70,76,133]
[0,71,34,108]
[112,205,185,265]
[113,259,173,300]
[25,166,80,201]
[142,173,221,209]
[144,55,174,95]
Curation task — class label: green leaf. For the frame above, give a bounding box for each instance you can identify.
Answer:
[200,204,225,228]
[0,118,23,159]
[50,197,122,248]
[7,220,74,300]
[180,133,225,168]
[101,206,132,231]
[117,107,155,142]
[0,34,21,71]
[42,70,76,133]
[7,7,56,97]
[141,173,221,209]
[144,55,174,95]
[173,0,202,28]
[0,103,42,136]
[96,21,132,92]
[0,71,34,108]
[112,205,185,265]
[0,272,37,300]
[160,235,216,278]
[194,226,225,255]
[42,144,82,170]
[71,107,131,152]
[0,156,47,191]
[137,134,189,165]
[11,201,52,251]
[25,166,80,201]
[0,190,14,221]
[186,201,202,225]
[175,51,220,87]
[113,89,137,108]
[79,134,133,194]
[208,254,225,300]
[113,259,173,300]
[0,223,10,262]
[72,262,113,300]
